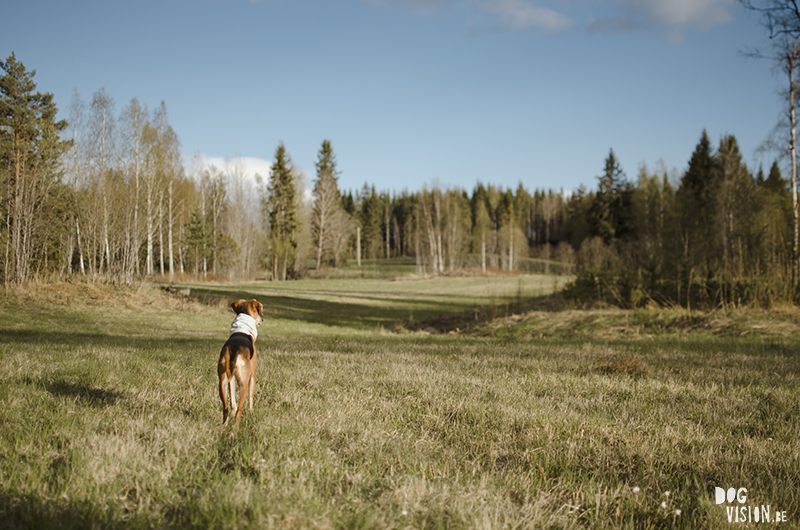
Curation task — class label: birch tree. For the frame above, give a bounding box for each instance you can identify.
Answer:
[87,88,116,275]
[311,140,349,270]
[67,90,88,276]
[118,98,148,283]
[743,1,800,285]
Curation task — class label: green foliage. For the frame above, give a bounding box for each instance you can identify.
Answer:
[0,52,71,284]
[185,205,211,274]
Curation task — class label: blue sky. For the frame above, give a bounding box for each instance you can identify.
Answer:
[2,0,784,194]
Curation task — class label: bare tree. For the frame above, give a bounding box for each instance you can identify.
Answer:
[118,98,148,283]
[311,140,348,271]
[87,88,116,276]
[67,91,88,276]
[744,1,800,284]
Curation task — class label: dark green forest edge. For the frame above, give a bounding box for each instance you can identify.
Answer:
[1,44,798,309]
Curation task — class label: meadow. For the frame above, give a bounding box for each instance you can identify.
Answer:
[0,274,798,529]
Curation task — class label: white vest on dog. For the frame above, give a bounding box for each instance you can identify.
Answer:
[230,313,258,341]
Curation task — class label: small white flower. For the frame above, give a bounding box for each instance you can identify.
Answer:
[661,501,668,509]
[675,509,682,516]
[632,486,640,494]
[664,491,670,498]
[401,509,408,516]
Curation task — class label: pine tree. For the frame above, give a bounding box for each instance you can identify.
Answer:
[589,149,624,244]
[266,143,298,280]
[0,53,70,284]
[716,134,754,277]
[185,204,210,278]
[677,131,718,276]
[757,160,793,276]
[359,184,382,261]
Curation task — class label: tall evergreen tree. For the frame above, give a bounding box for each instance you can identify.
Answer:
[359,184,382,261]
[677,131,718,275]
[716,134,755,276]
[266,143,298,280]
[185,204,210,278]
[589,148,624,244]
[0,53,70,284]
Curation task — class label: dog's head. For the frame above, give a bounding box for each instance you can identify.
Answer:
[230,299,263,327]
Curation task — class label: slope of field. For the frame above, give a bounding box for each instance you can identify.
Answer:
[0,277,797,529]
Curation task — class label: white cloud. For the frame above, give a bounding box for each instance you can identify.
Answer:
[364,0,734,39]
[186,154,313,204]
[633,0,733,29]
[480,0,573,33]
[599,0,735,40]
[364,0,572,34]
[187,154,273,187]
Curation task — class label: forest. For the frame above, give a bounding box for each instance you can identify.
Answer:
[1,51,797,308]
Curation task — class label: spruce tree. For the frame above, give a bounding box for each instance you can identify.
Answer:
[677,131,718,275]
[266,143,298,280]
[589,149,624,244]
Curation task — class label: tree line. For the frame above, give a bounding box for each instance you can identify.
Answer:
[1,52,798,306]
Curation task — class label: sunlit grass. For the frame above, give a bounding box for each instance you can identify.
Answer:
[0,278,798,529]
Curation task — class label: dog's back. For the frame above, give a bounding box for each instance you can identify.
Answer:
[218,332,254,378]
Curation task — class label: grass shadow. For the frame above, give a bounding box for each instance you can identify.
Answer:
[188,286,479,330]
[0,329,215,351]
[0,489,114,530]
[42,379,125,406]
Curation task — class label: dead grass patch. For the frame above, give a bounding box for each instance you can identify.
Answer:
[593,355,650,378]
[0,280,210,313]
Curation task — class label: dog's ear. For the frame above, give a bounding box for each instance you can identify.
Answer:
[230,299,246,313]
[248,299,263,315]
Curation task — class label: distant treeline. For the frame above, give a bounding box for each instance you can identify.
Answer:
[1,54,796,307]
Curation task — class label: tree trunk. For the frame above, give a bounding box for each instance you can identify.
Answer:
[356,226,361,267]
[158,191,164,276]
[168,181,174,279]
[481,232,486,274]
[792,65,799,288]
[76,218,86,276]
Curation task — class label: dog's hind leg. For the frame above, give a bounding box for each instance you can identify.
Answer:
[248,373,255,411]
[219,375,229,425]
[235,374,249,428]
[229,378,237,414]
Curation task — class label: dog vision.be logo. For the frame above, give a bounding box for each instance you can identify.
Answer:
[715,487,789,524]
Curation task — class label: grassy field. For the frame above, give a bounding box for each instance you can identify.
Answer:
[0,275,798,529]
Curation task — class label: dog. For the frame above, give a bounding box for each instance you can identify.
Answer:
[217,299,263,427]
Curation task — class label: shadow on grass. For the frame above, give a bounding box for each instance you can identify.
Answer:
[188,286,482,329]
[42,380,125,406]
[0,329,215,351]
[0,489,114,530]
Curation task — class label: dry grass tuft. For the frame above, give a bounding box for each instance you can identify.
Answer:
[0,279,211,313]
[593,355,650,378]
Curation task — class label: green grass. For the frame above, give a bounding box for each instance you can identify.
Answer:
[184,274,570,332]
[0,276,798,529]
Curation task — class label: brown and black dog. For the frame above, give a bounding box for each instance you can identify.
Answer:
[217,299,263,427]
